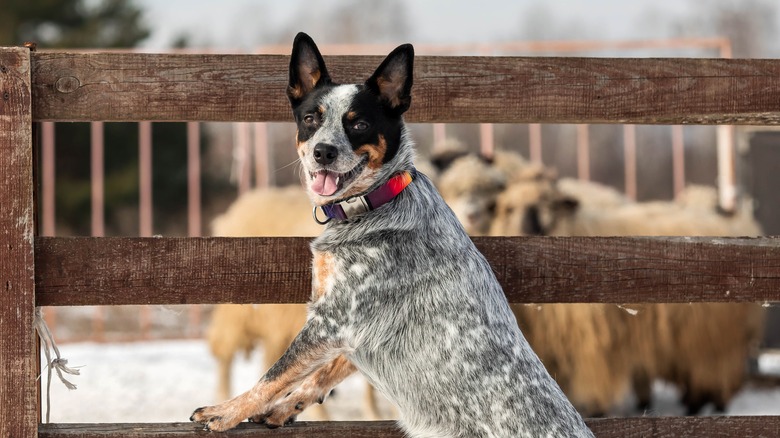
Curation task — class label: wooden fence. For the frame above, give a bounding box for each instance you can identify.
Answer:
[3,46,780,436]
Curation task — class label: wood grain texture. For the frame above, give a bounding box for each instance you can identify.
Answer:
[35,236,780,306]
[36,416,780,437]
[0,47,38,437]
[31,52,780,124]
[35,237,313,306]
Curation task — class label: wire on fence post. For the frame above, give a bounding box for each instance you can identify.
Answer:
[34,308,80,423]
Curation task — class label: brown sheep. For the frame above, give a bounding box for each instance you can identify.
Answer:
[512,303,636,416]
[491,174,766,415]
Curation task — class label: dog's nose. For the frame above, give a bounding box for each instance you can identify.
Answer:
[313,143,339,165]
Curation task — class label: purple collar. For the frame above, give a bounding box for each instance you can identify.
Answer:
[313,170,416,224]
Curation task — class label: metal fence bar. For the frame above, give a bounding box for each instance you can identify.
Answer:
[234,122,252,194]
[91,121,105,237]
[480,123,494,159]
[187,121,201,238]
[139,121,153,237]
[528,123,542,164]
[253,122,270,188]
[717,125,737,212]
[623,124,637,200]
[576,124,590,181]
[41,121,56,236]
[432,123,446,150]
[672,125,685,197]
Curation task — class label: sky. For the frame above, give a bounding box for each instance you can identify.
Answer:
[133,0,699,51]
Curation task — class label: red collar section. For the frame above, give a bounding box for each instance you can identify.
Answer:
[314,170,415,224]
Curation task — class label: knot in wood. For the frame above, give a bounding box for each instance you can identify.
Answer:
[0,65,7,74]
[2,91,9,101]
[55,76,80,94]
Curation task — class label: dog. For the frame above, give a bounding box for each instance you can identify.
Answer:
[191,32,593,437]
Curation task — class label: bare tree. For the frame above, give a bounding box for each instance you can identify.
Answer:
[274,0,410,45]
[673,0,778,57]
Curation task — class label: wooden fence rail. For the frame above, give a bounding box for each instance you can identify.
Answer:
[3,47,780,436]
[34,236,780,306]
[32,52,780,124]
[34,417,780,438]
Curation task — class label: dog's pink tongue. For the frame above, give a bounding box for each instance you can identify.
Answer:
[311,170,339,196]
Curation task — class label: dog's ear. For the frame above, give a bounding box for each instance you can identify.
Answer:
[366,43,414,115]
[288,32,331,107]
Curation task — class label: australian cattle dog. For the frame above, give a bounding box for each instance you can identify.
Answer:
[191,32,593,437]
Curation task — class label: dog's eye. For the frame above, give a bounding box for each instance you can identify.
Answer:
[303,114,319,126]
[352,121,369,131]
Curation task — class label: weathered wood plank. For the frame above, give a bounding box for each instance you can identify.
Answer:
[38,421,400,437]
[35,236,780,306]
[35,236,312,306]
[0,47,38,437]
[36,416,780,437]
[31,52,780,124]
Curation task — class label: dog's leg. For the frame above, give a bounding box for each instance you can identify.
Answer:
[252,354,357,425]
[191,322,345,432]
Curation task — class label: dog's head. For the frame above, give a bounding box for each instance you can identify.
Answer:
[287,32,415,206]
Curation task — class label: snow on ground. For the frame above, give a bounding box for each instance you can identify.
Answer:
[41,339,394,423]
[41,340,780,423]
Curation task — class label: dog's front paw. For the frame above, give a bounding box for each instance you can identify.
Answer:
[249,382,331,427]
[190,404,245,432]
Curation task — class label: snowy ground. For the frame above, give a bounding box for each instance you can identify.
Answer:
[41,340,395,423]
[41,340,780,423]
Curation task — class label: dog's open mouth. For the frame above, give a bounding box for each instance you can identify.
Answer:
[309,157,367,197]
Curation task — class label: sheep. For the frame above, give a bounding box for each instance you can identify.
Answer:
[431,142,554,236]
[557,177,630,209]
[674,184,763,236]
[491,175,766,415]
[435,153,506,235]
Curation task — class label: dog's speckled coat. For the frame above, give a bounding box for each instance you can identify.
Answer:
[191,32,593,438]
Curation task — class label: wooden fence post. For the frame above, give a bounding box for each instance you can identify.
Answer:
[0,46,37,436]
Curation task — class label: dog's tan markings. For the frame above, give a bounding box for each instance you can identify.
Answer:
[346,111,357,121]
[307,68,321,91]
[289,84,303,100]
[312,250,335,300]
[258,355,358,426]
[377,76,404,108]
[295,129,304,150]
[355,134,388,170]
[191,341,338,431]
[291,67,321,98]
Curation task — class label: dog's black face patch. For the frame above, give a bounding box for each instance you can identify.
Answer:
[290,84,404,167]
[292,85,336,145]
[342,86,405,167]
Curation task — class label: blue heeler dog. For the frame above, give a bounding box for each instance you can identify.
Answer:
[191,32,594,437]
